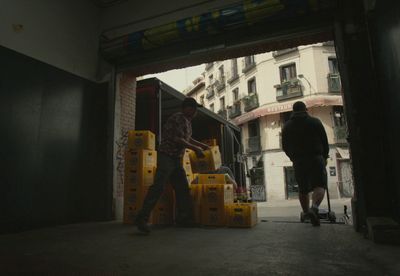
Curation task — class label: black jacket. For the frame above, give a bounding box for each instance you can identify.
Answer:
[282,111,329,161]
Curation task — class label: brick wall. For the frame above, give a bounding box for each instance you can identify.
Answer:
[114,72,136,220]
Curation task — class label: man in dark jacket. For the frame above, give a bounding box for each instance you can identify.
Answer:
[282,101,329,226]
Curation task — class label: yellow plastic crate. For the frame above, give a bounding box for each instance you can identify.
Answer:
[124,167,155,189]
[125,150,157,170]
[197,174,227,185]
[226,202,258,228]
[202,184,234,207]
[128,130,155,150]
[202,139,218,146]
[201,206,227,226]
[183,160,193,175]
[189,146,222,173]
[189,184,203,224]
[123,187,149,224]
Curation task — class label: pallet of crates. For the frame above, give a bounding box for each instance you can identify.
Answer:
[123,130,156,225]
[199,174,234,227]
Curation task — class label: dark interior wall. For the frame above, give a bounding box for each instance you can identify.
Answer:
[369,0,400,221]
[0,46,110,233]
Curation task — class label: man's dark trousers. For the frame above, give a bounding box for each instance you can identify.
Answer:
[137,152,193,223]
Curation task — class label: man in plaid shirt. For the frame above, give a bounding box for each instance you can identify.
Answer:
[136,98,209,234]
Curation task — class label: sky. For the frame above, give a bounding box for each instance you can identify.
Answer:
[142,64,205,92]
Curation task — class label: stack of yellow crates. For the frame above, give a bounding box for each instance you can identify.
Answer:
[225,202,258,228]
[189,146,222,173]
[152,183,174,225]
[124,130,157,225]
[188,142,258,228]
[200,174,234,226]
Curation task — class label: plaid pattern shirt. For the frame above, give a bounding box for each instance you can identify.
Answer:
[158,112,192,158]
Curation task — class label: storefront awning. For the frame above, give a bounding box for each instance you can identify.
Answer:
[232,95,343,125]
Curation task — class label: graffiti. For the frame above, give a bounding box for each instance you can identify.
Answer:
[251,185,266,201]
[102,0,335,59]
[115,128,129,196]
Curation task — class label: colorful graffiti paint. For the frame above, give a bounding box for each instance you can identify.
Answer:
[103,0,335,59]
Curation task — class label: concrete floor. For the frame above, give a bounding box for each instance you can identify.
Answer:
[1,205,400,276]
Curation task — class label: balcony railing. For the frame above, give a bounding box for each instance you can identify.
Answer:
[215,77,226,92]
[206,86,215,99]
[275,79,303,101]
[334,126,347,144]
[228,101,242,119]
[328,73,341,93]
[247,136,261,153]
[243,93,259,112]
[242,58,256,74]
[217,109,227,119]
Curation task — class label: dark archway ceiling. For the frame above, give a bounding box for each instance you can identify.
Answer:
[100,0,337,76]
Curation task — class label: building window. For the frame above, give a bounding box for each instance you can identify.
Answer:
[200,95,205,105]
[244,56,255,67]
[329,57,339,73]
[280,63,297,83]
[248,120,259,137]
[219,97,225,110]
[208,74,214,85]
[231,59,238,75]
[232,88,239,101]
[219,65,224,79]
[209,103,214,112]
[247,119,261,153]
[248,78,257,94]
[333,106,345,127]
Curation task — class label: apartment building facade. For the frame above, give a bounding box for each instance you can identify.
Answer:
[186,43,352,202]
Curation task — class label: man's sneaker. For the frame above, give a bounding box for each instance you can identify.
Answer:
[136,218,151,234]
[308,207,320,227]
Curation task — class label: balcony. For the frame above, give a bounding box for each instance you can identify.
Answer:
[206,86,215,99]
[328,73,341,93]
[247,136,261,153]
[215,77,226,92]
[275,79,303,101]
[242,59,256,74]
[205,62,214,71]
[217,109,227,119]
[228,101,242,119]
[243,93,259,112]
[334,126,347,144]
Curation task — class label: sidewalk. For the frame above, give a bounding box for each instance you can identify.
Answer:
[257,198,352,221]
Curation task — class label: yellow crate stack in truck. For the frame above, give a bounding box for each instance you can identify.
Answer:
[123,130,157,224]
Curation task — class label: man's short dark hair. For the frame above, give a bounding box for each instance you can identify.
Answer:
[293,101,307,112]
[182,97,202,109]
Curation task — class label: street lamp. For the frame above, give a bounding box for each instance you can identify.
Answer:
[298,74,313,96]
